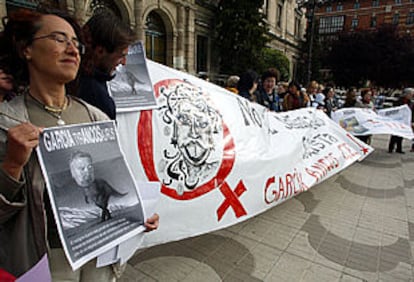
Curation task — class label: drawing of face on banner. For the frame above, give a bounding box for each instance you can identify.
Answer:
[161,82,223,191]
[138,79,235,200]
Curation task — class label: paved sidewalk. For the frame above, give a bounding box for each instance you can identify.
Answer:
[120,135,414,282]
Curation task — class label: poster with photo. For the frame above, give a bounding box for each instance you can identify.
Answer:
[108,41,157,111]
[36,121,146,270]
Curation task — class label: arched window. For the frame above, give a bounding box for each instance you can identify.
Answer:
[90,0,122,19]
[145,11,166,64]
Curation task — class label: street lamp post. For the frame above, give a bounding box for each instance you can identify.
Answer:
[296,0,326,86]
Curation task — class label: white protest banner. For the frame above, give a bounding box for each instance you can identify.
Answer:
[115,60,373,250]
[36,121,146,270]
[331,106,414,139]
[378,105,412,128]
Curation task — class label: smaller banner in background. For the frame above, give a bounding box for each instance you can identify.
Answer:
[332,106,414,139]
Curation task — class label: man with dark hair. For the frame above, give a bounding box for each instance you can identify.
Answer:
[237,70,259,102]
[78,10,138,119]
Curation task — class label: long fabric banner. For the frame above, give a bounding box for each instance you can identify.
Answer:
[331,106,414,139]
[115,61,373,250]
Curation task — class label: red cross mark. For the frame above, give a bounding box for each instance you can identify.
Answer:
[217,181,247,221]
[347,133,369,154]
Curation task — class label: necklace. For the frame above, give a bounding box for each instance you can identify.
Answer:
[28,93,68,126]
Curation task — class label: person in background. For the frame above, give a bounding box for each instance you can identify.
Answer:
[355,88,375,144]
[78,10,137,120]
[237,70,259,102]
[355,88,375,110]
[372,87,385,110]
[324,86,339,118]
[277,81,288,100]
[342,88,358,108]
[0,68,15,102]
[317,83,324,97]
[277,81,288,110]
[283,81,309,111]
[307,80,319,106]
[225,75,239,94]
[0,9,158,281]
[256,68,281,112]
[312,92,326,112]
[388,88,414,154]
[300,87,311,107]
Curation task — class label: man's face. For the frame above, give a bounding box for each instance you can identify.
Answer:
[70,156,94,187]
[96,46,128,75]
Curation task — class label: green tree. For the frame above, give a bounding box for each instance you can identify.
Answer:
[215,0,270,75]
[261,48,290,81]
[326,25,414,88]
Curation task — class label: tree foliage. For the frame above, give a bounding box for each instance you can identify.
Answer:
[326,25,414,88]
[215,0,270,75]
[261,48,290,81]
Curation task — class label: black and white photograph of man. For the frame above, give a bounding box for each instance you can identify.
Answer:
[68,151,127,223]
[52,149,143,232]
[37,122,146,267]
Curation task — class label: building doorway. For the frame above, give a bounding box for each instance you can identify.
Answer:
[145,11,166,65]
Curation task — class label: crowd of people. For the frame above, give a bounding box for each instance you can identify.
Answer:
[222,69,414,152]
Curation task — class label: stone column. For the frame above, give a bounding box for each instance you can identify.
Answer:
[134,0,145,41]
[73,0,86,24]
[185,6,195,74]
[174,4,185,70]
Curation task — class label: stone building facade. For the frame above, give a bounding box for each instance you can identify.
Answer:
[315,0,414,39]
[264,0,306,81]
[0,0,305,80]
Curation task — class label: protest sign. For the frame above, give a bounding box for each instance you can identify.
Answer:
[37,121,145,270]
[108,41,157,111]
[332,106,414,139]
[115,60,373,250]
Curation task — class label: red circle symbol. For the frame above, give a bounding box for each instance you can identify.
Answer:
[137,79,235,200]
